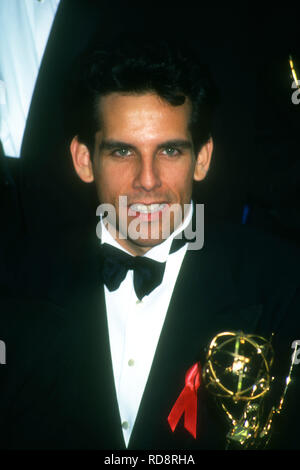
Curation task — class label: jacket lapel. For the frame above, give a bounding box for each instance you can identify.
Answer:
[57,247,126,449]
[75,285,125,449]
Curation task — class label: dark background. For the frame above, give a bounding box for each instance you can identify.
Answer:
[1,3,299,289]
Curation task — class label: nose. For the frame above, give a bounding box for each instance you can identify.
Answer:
[132,155,161,192]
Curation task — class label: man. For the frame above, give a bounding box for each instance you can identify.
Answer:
[1,37,300,451]
[69,38,213,449]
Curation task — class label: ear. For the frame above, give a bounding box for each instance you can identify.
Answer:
[70,136,94,183]
[193,137,213,182]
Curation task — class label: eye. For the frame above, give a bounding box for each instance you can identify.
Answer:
[162,147,181,156]
[112,147,132,157]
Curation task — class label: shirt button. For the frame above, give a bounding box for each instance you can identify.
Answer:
[122,421,129,430]
[128,359,135,367]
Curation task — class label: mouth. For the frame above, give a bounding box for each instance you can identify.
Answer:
[128,202,169,221]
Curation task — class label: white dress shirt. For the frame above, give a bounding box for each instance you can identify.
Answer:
[101,204,193,447]
[0,0,60,157]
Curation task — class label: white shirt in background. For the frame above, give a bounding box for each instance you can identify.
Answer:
[0,0,60,157]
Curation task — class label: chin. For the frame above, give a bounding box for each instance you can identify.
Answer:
[132,236,165,247]
[125,235,167,255]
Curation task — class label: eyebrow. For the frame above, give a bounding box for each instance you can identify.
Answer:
[98,139,193,152]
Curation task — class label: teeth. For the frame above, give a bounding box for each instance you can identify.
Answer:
[130,203,166,213]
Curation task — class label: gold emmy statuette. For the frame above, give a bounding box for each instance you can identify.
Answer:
[202,331,298,449]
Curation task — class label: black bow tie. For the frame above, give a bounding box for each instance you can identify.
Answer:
[98,236,188,301]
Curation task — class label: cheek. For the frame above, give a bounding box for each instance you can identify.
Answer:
[93,170,112,204]
[164,164,195,199]
[93,163,122,203]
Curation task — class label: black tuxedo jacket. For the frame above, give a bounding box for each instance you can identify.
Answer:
[1,223,300,450]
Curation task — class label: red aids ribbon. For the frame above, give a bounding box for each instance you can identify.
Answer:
[167,362,201,439]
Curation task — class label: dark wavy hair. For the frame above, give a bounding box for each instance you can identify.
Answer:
[66,35,218,155]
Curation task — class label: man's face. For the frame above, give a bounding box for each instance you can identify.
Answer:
[71,92,212,255]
